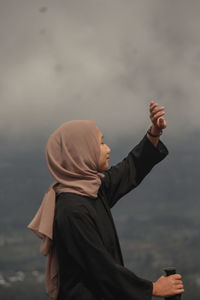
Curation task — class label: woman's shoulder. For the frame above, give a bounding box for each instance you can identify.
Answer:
[54,193,99,233]
[55,192,95,219]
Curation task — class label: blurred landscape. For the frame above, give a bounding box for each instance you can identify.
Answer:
[0,133,199,300]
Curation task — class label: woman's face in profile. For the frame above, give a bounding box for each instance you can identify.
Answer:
[97,130,111,171]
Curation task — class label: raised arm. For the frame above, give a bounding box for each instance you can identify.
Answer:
[100,102,168,208]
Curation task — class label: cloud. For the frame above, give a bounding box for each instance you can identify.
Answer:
[0,0,200,144]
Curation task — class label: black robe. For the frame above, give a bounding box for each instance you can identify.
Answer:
[53,135,168,300]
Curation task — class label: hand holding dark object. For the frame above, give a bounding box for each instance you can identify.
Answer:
[163,268,183,300]
[152,267,184,298]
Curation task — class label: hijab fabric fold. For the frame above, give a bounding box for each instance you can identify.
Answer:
[28,120,104,299]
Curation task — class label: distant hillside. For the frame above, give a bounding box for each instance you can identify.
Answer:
[0,132,200,299]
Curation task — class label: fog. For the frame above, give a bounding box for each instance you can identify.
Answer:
[0,0,199,145]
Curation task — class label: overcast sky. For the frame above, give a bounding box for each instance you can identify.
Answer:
[1,0,200,145]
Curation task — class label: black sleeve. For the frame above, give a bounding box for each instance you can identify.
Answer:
[101,135,168,208]
[58,210,153,300]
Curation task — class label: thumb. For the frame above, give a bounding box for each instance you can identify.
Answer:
[157,117,164,128]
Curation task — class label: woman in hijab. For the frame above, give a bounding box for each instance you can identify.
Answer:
[28,101,184,300]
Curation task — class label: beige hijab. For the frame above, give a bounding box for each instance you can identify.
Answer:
[28,120,104,299]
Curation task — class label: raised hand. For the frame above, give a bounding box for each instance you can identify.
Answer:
[147,101,167,146]
[149,100,167,131]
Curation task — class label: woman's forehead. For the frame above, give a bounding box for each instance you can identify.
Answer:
[96,127,103,139]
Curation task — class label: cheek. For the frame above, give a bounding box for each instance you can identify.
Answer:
[98,147,104,164]
[98,146,107,169]
[102,147,107,158]
[99,145,105,156]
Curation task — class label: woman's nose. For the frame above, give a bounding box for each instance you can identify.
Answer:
[107,145,111,153]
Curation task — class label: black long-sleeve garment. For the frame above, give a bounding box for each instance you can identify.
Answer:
[53,135,168,300]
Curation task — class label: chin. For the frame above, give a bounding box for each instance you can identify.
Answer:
[104,162,109,170]
[99,161,109,172]
[99,165,108,172]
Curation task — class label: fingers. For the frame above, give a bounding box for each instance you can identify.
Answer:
[152,111,165,122]
[149,100,167,131]
[169,274,184,294]
[175,288,185,295]
[149,100,167,129]
[150,105,165,116]
[169,274,183,284]
[150,101,165,118]
[177,284,184,290]
[150,101,158,113]
[157,117,167,129]
[174,285,185,295]
[149,100,164,113]
[173,274,182,280]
